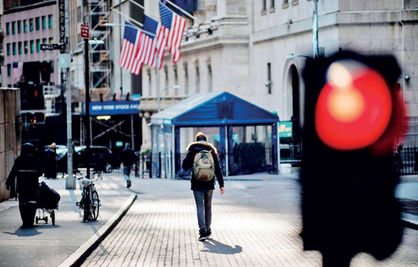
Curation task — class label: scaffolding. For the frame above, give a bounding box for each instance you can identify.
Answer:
[89,0,112,101]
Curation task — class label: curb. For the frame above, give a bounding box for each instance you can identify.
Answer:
[0,199,19,213]
[402,212,418,230]
[57,193,137,267]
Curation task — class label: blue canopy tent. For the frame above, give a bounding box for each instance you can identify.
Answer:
[150,92,279,178]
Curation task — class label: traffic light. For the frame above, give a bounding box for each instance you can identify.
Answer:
[300,51,407,265]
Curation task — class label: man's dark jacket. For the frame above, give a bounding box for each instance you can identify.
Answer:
[182,141,224,191]
[120,148,136,166]
[6,144,43,201]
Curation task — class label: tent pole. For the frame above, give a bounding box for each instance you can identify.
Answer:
[225,125,229,176]
[171,126,175,179]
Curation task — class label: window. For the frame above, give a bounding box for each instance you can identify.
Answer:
[36,39,41,52]
[42,38,47,44]
[7,43,11,56]
[49,37,53,44]
[271,0,275,9]
[12,43,16,55]
[23,20,28,33]
[12,21,16,34]
[267,63,272,94]
[262,0,267,12]
[7,64,12,77]
[24,41,28,54]
[164,66,169,95]
[77,6,82,22]
[17,21,22,33]
[6,22,10,35]
[42,16,47,30]
[48,15,53,28]
[195,63,200,93]
[184,63,189,95]
[208,63,213,92]
[147,70,152,96]
[282,0,289,8]
[18,42,22,54]
[30,40,35,53]
[174,66,179,95]
[50,60,54,73]
[35,17,40,31]
[29,18,34,31]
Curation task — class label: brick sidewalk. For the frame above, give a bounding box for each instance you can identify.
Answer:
[82,177,418,267]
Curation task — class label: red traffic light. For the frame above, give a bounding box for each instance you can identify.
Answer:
[315,60,392,150]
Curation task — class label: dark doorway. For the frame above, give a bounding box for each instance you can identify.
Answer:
[290,65,300,142]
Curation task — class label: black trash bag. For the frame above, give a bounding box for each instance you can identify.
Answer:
[38,182,60,210]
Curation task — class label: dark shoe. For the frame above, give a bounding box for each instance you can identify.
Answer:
[127,180,131,188]
[198,229,207,241]
[206,228,212,238]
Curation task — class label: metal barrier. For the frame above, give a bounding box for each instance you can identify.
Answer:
[280,143,302,166]
[395,146,418,175]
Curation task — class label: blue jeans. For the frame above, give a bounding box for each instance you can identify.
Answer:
[123,165,132,182]
[193,189,213,232]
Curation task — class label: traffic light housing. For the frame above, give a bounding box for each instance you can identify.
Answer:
[300,51,407,262]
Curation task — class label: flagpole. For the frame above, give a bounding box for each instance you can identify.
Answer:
[162,0,200,24]
[110,8,156,37]
[127,0,144,10]
[111,7,143,27]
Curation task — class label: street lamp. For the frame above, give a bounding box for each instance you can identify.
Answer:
[66,39,104,189]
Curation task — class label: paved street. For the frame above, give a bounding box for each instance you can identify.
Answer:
[83,174,418,267]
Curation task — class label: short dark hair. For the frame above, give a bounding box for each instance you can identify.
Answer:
[195,132,207,142]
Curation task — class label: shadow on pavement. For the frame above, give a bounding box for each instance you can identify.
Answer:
[201,239,242,254]
[3,227,41,237]
[3,224,60,237]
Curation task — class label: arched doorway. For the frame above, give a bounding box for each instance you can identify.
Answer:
[282,63,302,165]
[289,64,301,142]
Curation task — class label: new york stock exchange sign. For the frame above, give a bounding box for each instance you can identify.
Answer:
[89,100,140,115]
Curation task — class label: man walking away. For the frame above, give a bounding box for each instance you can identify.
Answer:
[120,143,135,188]
[6,143,43,227]
[182,132,225,241]
[44,142,57,179]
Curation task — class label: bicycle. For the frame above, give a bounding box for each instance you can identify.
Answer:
[75,172,101,222]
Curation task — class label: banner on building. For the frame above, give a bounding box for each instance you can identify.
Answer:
[89,100,140,115]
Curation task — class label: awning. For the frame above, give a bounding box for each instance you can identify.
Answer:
[151,92,278,126]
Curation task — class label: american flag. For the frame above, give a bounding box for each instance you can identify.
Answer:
[143,15,167,69]
[119,21,143,75]
[135,16,159,69]
[159,2,186,63]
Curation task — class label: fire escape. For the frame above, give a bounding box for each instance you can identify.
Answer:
[89,0,112,100]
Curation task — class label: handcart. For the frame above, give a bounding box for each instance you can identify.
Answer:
[35,181,61,225]
[35,203,58,225]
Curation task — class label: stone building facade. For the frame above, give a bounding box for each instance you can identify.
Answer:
[138,0,417,150]
[0,88,20,202]
[1,1,60,87]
